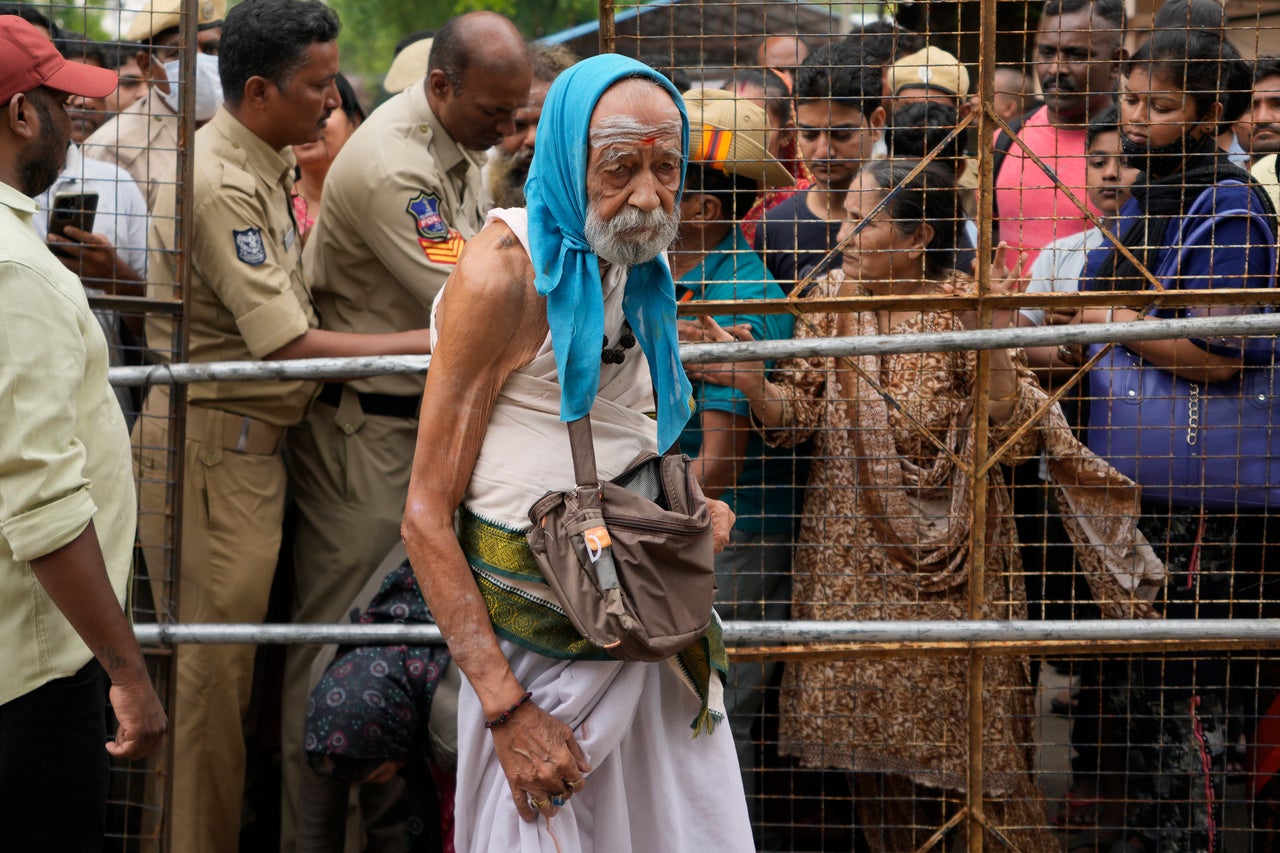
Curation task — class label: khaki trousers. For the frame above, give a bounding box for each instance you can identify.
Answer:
[134,388,287,853]
[279,386,418,853]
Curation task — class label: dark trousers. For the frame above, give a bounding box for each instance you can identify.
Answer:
[0,659,110,852]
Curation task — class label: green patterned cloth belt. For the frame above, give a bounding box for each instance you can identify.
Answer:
[459,506,728,734]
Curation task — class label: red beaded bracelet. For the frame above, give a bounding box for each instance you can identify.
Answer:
[485,691,533,729]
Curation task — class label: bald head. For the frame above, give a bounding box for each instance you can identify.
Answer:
[756,36,809,71]
[427,11,532,150]
[428,11,530,93]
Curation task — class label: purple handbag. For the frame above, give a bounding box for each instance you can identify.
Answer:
[1085,182,1280,509]
[1087,344,1280,509]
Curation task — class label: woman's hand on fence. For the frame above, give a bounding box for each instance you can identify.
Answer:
[685,316,762,392]
[491,700,591,822]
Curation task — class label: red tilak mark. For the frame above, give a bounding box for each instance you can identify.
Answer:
[639,136,658,145]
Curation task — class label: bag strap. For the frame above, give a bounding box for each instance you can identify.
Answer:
[566,415,600,492]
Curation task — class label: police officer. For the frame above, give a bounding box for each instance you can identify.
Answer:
[81,0,225,211]
[280,11,532,847]
[135,2,431,849]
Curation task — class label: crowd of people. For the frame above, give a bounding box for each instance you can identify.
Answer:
[3,0,1280,850]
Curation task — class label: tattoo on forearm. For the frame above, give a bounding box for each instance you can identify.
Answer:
[96,644,129,672]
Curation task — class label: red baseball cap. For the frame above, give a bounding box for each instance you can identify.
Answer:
[0,16,119,105]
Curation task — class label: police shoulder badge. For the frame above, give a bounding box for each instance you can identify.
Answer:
[233,227,267,266]
[406,191,449,242]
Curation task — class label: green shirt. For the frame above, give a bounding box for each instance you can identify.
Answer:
[677,229,800,534]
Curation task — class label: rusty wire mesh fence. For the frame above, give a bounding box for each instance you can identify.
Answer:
[21,0,1280,849]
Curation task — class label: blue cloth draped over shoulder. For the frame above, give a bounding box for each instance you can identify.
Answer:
[523,54,694,452]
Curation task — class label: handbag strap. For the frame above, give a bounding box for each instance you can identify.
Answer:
[566,416,600,492]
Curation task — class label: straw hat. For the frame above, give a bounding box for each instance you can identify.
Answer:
[125,0,225,43]
[681,88,794,189]
[383,37,432,93]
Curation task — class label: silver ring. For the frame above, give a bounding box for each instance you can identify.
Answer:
[549,793,568,807]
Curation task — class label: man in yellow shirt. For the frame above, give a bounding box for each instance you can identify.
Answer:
[0,15,165,847]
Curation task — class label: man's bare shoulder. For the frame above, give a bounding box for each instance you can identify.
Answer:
[449,220,536,306]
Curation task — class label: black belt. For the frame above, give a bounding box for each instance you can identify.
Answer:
[318,383,421,419]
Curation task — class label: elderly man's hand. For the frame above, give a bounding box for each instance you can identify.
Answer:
[707,497,735,553]
[491,701,591,822]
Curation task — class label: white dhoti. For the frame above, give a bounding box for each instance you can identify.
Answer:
[454,640,754,853]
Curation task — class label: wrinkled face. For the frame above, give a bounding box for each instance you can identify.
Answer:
[433,62,531,151]
[794,101,882,191]
[1249,74,1280,155]
[106,57,148,114]
[836,169,925,284]
[267,40,341,147]
[1120,66,1209,150]
[583,81,684,266]
[498,77,550,159]
[1035,8,1121,120]
[1084,129,1139,215]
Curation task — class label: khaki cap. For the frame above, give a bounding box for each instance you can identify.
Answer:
[125,0,225,43]
[383,37,433,93]
[682,88,794,189]
[887,46,970,99]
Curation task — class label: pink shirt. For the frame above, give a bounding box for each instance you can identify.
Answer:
[994,109,1098,270]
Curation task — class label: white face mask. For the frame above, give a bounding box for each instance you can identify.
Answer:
[158,52,224,122]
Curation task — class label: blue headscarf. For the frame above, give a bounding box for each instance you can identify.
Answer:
[524,54,693,452]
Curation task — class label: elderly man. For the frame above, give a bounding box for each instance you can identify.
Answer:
[0,15,165,848]
[402,55,753,851]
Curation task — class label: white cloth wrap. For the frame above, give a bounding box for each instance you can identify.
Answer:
[454,640,753,853]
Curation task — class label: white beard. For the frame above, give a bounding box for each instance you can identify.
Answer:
[583,200,680,266]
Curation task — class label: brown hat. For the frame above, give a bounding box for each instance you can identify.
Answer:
[682,88,794,189]
[0,16,119,104]
[887,47,970,99]
[383,37,433,93]
[125,0,226,44]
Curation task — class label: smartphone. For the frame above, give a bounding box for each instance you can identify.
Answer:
[48,191,99,239]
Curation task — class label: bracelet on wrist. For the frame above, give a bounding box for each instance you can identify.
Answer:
[484,691,533,729]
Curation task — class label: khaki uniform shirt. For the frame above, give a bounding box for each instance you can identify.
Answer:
[82,89,179,213]
[0,180,135,705]
[147,107,318,426]
[304,82,488,397]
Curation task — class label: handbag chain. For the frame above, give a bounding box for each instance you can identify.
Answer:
[1186,382,1200,447]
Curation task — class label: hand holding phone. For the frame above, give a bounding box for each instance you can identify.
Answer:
[48,191,99,239]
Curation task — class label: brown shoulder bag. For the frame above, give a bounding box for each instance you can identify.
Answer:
[526,416,717,662]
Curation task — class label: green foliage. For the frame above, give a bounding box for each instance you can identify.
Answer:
[329,0,599,80]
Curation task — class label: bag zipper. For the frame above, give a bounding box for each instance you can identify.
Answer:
[601,511,711,536]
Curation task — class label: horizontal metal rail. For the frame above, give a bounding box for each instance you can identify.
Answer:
[109,311,1280,386]
[135,619,1280,658]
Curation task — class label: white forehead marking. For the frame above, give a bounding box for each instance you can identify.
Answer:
[589,115,682,152]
